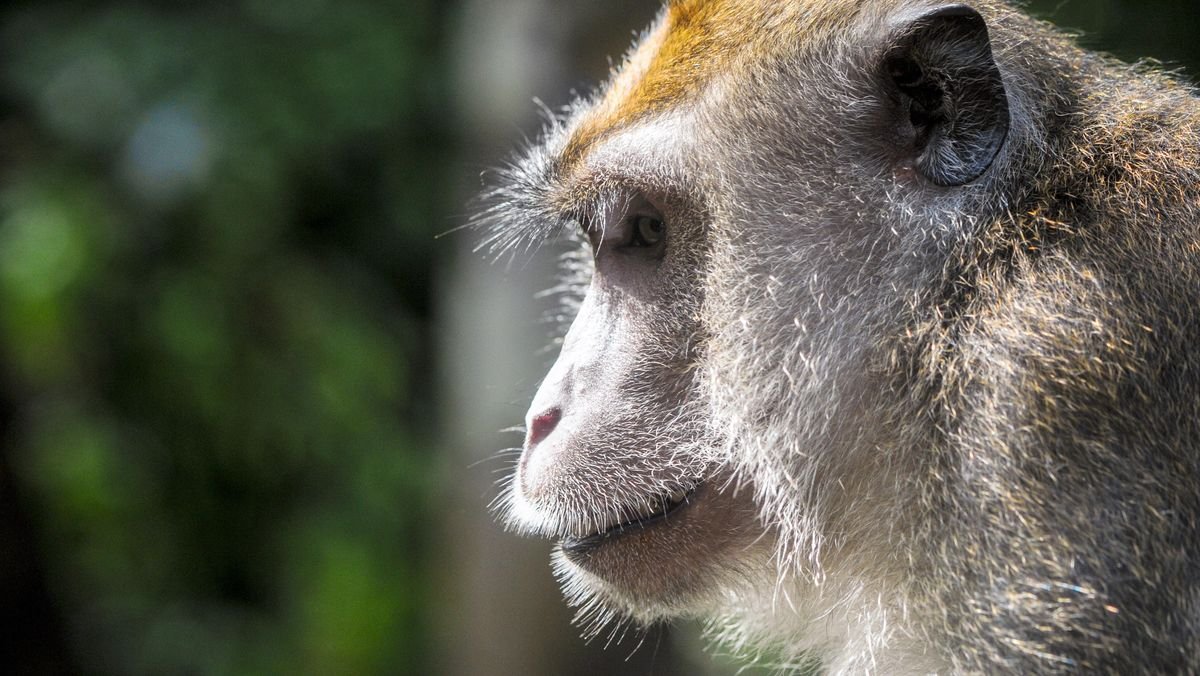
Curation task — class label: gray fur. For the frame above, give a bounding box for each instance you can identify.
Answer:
[485,1,1200,672]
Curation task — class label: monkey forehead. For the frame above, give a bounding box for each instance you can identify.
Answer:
[560,0,865,169]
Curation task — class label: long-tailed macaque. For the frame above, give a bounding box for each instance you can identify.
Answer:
[483,1,1200,672]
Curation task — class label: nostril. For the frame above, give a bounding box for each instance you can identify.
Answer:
[526,408,562,448]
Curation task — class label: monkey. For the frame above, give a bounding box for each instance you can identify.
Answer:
[480,0,1200,672]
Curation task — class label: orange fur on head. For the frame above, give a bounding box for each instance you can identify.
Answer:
[561,0,864,169]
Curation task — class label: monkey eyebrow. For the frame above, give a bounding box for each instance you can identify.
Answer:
[471,175,611,260]
[568,137,690,203]
[472,128,588,259]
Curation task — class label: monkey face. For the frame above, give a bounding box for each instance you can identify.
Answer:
[504,189,770,622]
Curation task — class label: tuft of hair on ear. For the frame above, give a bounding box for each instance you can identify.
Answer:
[882,4,1010,187]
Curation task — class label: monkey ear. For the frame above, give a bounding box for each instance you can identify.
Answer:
[883,4,1009,186]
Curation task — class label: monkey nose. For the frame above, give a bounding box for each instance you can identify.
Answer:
[526,408,562,449]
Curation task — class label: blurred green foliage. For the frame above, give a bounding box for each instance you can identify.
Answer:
[0,0,449,673]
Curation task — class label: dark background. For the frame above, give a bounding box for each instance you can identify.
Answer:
[0,1,1196,674]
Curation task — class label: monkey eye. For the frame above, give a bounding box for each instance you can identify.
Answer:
[583,194,667,259]
[629,214,665,248]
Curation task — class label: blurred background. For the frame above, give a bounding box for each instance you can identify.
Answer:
[0,1,1196,674]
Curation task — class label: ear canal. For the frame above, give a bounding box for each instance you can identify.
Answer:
[886,4,1010,187]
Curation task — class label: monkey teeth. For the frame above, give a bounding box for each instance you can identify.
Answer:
[665,487,689,506]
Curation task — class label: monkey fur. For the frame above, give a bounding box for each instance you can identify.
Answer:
[484,1,1200,672]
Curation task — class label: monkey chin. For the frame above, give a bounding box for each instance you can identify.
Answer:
[548,480,770,629]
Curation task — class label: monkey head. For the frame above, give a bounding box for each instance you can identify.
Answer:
[488,0,1019,650]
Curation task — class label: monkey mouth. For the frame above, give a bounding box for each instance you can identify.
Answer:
[561,482,702,555]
